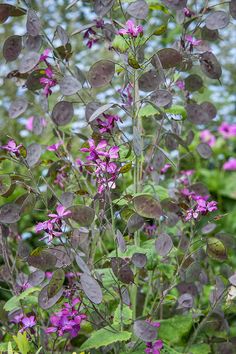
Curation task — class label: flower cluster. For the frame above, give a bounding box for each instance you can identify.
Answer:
[39,49,57,96]
[45,298,86,337]
[185,196,218,222]
[35,204,71,242]
[80,139,120,193]
[118,20,143,38]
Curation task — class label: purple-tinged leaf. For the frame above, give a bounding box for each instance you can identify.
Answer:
[49,245,74,268]
[197,143,212,159]
[157,48,182,69]
[127,213,144,233]
[75,254,91,274]
[155,233,173,256]
[80,273,103,304]
[38,285,63,309]
[177,293,193,309]
[25,35,42,51]
[200,51,222,80]
[229,273,236,286]
[59,75,82,96]
[28,249,57,271]
[0,203,20,224]
[133,320,157,342]
[139,70,161,92]
[205,11,230,30]
[116,229,127,253]
[51,101,74,126]
[127,0,149,19]
[88,60,115,88]
[26,9,41,37]
[19,51,40,73]
[9,98,28,119]
[69,205,95,226]
[47,269,65,298]
[56,25,69,45]
[131,253,147,268]
[111,257,134,284]
[26,143,42,167]
[133,194,163,219]
[3,35,22,62]
[28,270,45,286]
[94,0,115,16]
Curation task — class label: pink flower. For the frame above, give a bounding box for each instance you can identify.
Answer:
[47,141,63,151]
[176,80,185,90]
[84,28,98,48]
[81,139,108,161]
[97,114,120,134]
[185,35,202,46]
[25,116,47,131]
[200,130,216,147]
[0,139,22,156]
[145,340,163,354]
[218,122,236,138]
[161,164,171,174]
[48,204,71,221]
[183,7,194,17]
[45,298,86,338]
[223,158,236,171]
[40,77,57,97]
[118,19,143,38]
[40,48,51,62]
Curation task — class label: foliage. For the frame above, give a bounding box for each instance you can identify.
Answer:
[0,0,236,353]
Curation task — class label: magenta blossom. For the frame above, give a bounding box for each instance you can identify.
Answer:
[47,141,63,151]
[48,204,71,221]
[40,48,51,62]
[20,316,36,333]
[0,139,22,156]
[218,122,236,139]
[176,80,185,90]
[183,7,195,17]
[25,116,47,131]
[40,77,57,97]
[84,27,99,48]
[97,114,120,134]
[145,340,163,354]
[118,19,143,38]
[223,158,236,171]
[45,298,86,338]
[200,130,216,147]
[185,35,202,46]
[143,224,157,237]
[185,197,217,222]
[161,164,171,174]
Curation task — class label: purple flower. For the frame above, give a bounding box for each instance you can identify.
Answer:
[20,315,36,333]
[223,158,236,171]
[218,122,236,138]
[176,80,185,90]
[48,204,71,221]
[0,139,22,156]
[200,130,216,147]
[45,299,86,338]
[160,164,171,174]
[40,77,57,97]
[47,141,63,151]
[118,20,143,38]
[97,114,120,134]
[25,116,47,132]
[40,48,51,62]
[143,224,157,237]
[183,7,194,17]
[145,340,163,354]
[185,35,202,46]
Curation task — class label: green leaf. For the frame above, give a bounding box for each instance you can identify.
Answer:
[80,326,132,351]
[158,315,192,345]
[112,35,129,53]
[13,332,31,354]
[189,344,211,354]
[113,304,133,325]
[4,287,40,312]
[206,237,227,261]
[8,342,14,354]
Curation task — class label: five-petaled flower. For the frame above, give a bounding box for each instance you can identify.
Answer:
[118,20,143,38]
